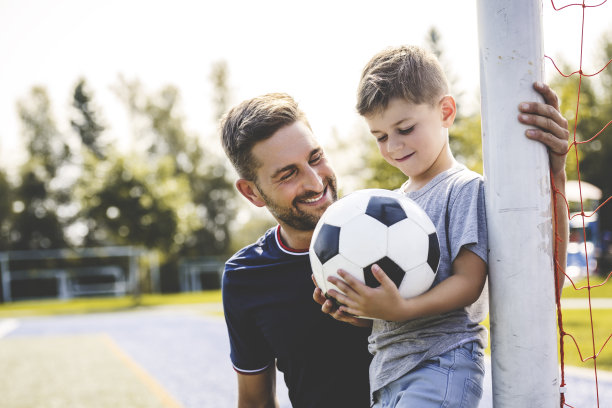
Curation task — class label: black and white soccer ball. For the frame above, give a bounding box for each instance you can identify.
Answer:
[309,188,440,305]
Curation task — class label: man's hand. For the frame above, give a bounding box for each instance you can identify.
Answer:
[518,81,569,177]
[312,275,372,328]
[519,81,569,294]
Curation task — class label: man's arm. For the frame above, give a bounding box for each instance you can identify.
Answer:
[519,82,569,296]
[236,365,279,408]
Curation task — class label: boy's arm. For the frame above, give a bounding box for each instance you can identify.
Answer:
[518,82,569,296]
[326,248,486,322]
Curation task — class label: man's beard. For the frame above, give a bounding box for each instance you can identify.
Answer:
[256,176,338,231]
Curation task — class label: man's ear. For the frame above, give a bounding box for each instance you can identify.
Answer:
[439,95,457,128]
[236,179,266,207]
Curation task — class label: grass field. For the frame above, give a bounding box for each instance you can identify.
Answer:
[1,280,610,371]
[0,290,223,318]
[562,275,612,298]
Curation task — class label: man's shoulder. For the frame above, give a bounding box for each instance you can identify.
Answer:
[225,226,278,270]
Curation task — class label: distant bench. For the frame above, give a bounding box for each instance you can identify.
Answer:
[9,266,127,300]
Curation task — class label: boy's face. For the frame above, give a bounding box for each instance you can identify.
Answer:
[364,96,455,187]
[245,120,338,231]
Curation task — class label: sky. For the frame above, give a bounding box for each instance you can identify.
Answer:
[0,0,611,171]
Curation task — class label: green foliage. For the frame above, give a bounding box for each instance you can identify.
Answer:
[71,78,106,159]
[361,140,408,191]
[0,65,237,296]
[449,113,483,174]
[9,87,70,250]
[549,32,612,234]
[0,170,10,250]
[112,78,235,258]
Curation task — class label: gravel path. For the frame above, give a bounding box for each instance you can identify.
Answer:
[0,306,609,407]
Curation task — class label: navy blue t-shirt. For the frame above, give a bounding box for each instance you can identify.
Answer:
[223,225,372,408]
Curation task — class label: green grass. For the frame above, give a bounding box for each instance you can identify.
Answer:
[482,308,612,371]
[0,290,222,318]
[2,288,609,371]
[558,308,612,371]
[562,275,612,298]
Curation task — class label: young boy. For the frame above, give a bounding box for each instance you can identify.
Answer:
[317,45,569,407]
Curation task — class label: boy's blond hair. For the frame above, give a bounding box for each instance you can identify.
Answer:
[356,45,449,116]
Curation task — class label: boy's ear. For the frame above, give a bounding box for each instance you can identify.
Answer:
[236,179,266,208]
[439,95,457,128]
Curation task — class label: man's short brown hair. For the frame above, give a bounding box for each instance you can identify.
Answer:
[220,93,309,181]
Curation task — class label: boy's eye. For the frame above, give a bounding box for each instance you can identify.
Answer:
[399,126,415,135]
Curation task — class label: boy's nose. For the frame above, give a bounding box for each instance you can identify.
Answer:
[387,135,403,153]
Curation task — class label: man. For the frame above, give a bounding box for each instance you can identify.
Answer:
[220,93,372,408]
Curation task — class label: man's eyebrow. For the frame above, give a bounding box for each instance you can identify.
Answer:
[310,147,323,157]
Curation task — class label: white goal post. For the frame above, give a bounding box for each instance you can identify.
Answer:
[477,1,560,407]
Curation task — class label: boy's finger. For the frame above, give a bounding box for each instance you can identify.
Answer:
[372,264,396,288]
[336,269,368,289]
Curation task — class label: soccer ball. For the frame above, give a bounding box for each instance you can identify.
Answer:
[309,189,440,309]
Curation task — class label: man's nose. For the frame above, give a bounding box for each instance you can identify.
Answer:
[303,166,325,191]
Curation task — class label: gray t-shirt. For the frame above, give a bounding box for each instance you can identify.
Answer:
[368,163,488,396]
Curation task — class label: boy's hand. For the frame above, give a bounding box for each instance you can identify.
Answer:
[326,265,405,321]
[518,82,569,176]
[312,275,372,328]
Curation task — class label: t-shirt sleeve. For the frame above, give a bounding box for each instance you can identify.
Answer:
[222,268,275,374]
[447,178,488,265]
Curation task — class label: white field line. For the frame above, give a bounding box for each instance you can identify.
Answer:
[0,318,19,339]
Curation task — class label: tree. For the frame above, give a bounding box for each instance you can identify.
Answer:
[571,33,612,234]
[10,87,70,250]
[71,78,106,159]
[0,170,12,251]
[107,74,236,289]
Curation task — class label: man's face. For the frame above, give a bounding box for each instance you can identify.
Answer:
[250,121,338,231]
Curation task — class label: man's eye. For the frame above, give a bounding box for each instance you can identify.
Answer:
[280,170,296,181]
[310,154,322,164]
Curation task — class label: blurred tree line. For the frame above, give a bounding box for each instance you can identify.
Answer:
[1,29,611,296]
[0,62,237,293]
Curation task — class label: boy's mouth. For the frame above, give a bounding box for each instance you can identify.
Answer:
[395,152,415,162]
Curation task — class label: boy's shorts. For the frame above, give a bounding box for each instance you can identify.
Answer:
[372,341,485,408]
